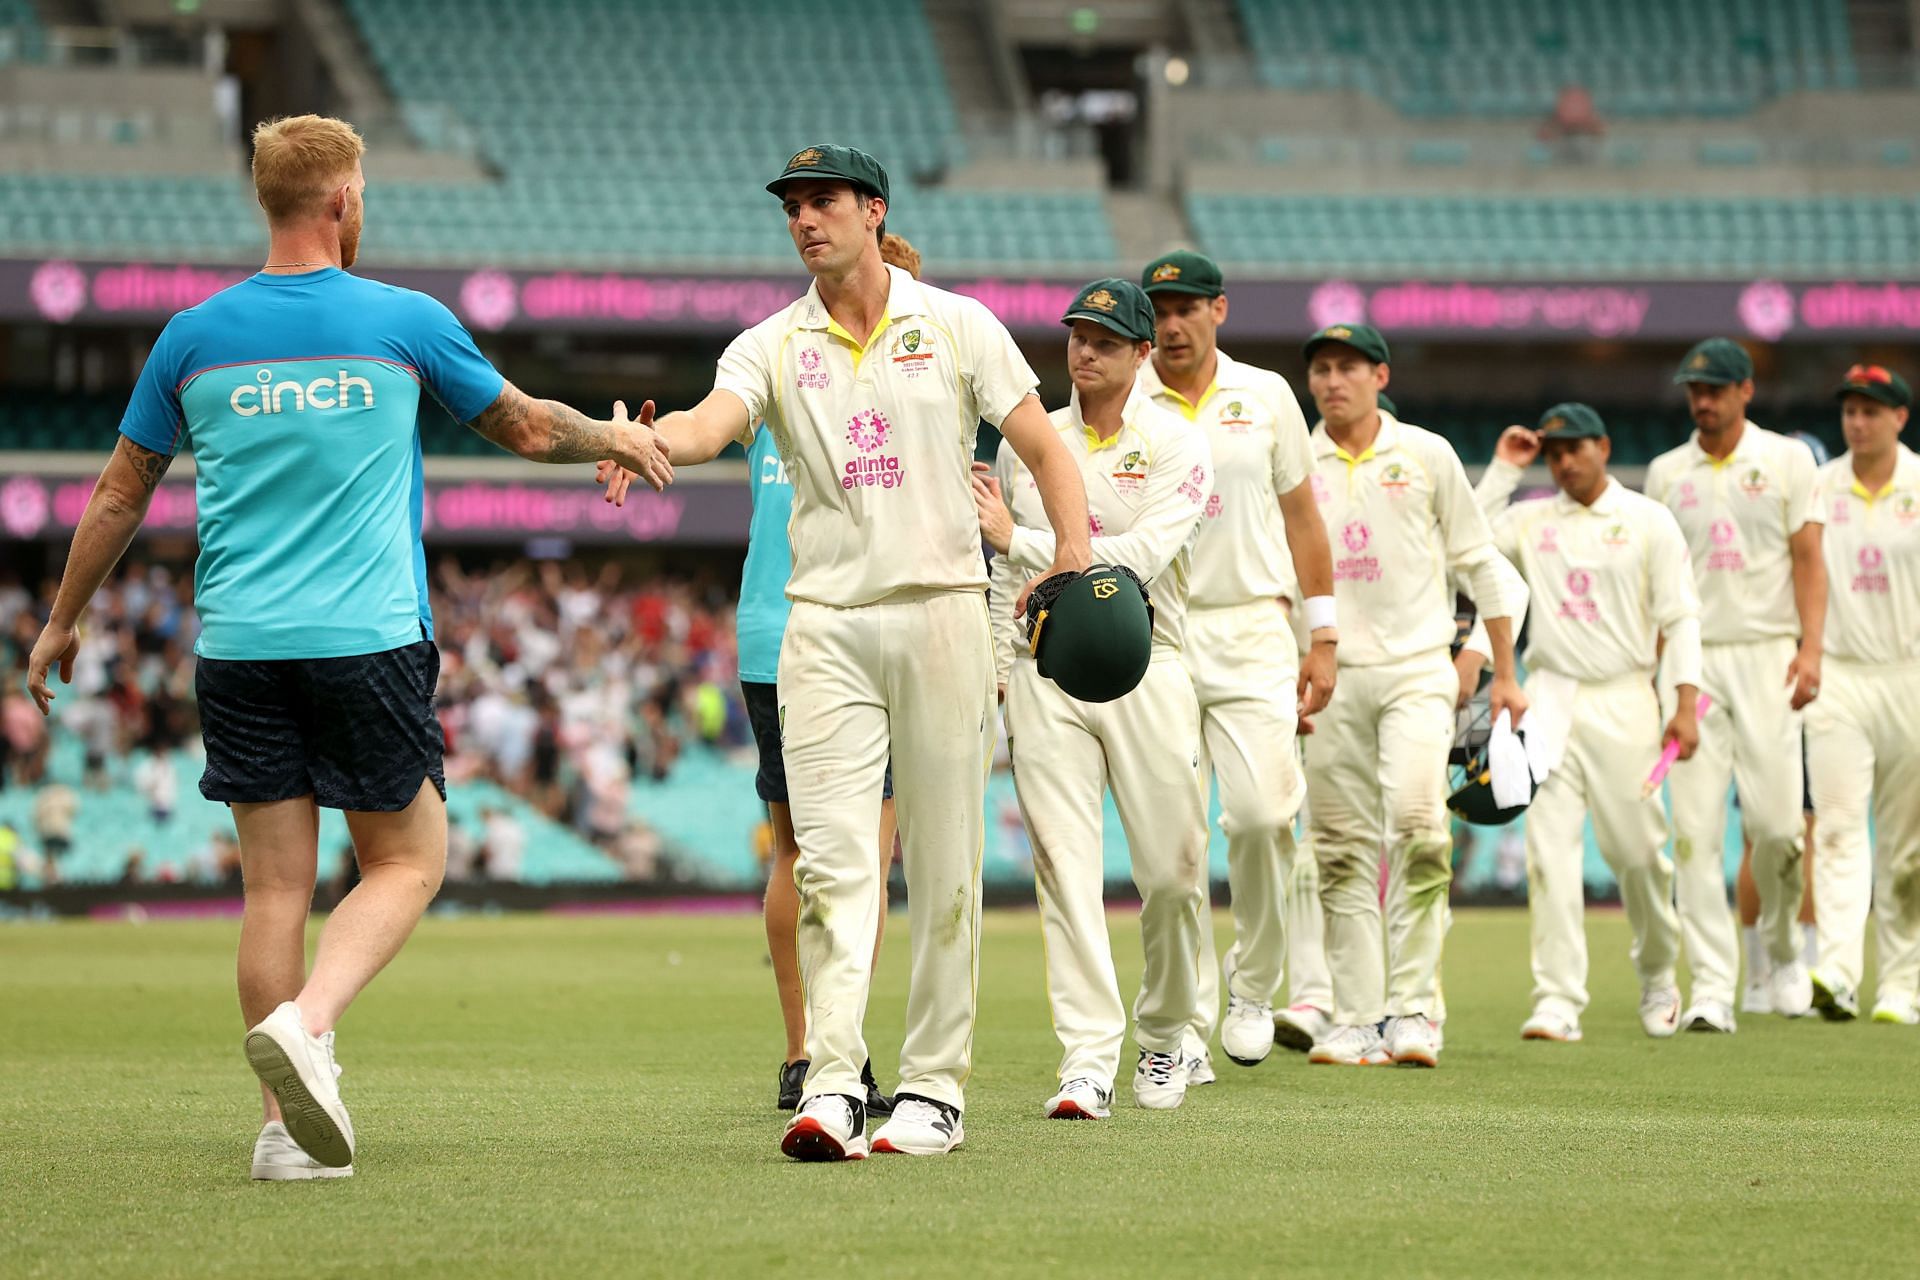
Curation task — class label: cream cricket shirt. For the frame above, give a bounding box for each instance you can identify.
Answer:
[1309,413,1523,666]
[1477,465,1703,686]
[990,383,1212,685]
[1812,445,1920,665]
[1136,350,1314,607]
[1644,421,1821,644]
[715,264,1039,608]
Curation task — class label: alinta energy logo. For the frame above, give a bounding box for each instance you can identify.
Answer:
[459,270,519,331]
[1308,280,1369,331]
[843,409,904,490]
[1738,280,1796,342]
[0,475,52,538]
[30,260,88,323]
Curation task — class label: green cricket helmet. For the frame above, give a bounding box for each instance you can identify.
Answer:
[1022,564,1155,704]
[1446,685,1535,826]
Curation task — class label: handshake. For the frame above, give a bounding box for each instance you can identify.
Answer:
[594,399,673,506]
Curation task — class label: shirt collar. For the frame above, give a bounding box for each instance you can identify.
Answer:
[1068,378,1150,452]
[1312,410,1401,462]
[1687,418,1759,468]
[796,264,926,332]
[1556,476,1624,516]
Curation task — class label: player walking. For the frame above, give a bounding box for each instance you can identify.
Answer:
[974,279,1212,1116]
[1473,406,1698,1042]
[1134,251,1338,1070]
[1646,338,1826,1030]
[1297,324,1527,1068]
[612,146,1091,1160]
[1805,363,1920,1025]
[24,115,672,1179]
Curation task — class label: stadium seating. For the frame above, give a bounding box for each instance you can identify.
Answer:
[0,0,46,64]
[1187,192,1920,276]
[1237,0,1858,117]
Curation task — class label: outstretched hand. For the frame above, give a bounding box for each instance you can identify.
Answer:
[595,399,670,504]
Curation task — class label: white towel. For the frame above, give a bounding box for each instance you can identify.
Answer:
[1489,710,1533,810]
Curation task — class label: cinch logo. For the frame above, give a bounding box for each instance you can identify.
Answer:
[230,367,375,417]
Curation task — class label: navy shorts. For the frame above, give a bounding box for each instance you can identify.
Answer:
[741,679,891,806]
[196,639,446,811]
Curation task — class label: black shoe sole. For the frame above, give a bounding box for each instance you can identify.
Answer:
[1811,979,1856,1022]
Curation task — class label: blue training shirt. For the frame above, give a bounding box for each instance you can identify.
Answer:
[736,428,794,685]
[118,268,505,661]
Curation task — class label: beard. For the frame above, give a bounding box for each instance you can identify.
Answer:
[339,204,363,269]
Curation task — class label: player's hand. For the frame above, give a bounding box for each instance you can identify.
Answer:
[1662,710,1701,761]
[1494,425,1542,468]
[1453,649,1488,709]
[595,400,671,502]
[1296,713,1315,736]
[1785,644,1821,710]
[1297,639,1336,718]
[25,622,78,716]
[971,463,1014,555]
[1488,672,1529,724]
[996,683,1006,705]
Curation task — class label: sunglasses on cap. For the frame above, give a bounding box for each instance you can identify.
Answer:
[1845,363,1893,385]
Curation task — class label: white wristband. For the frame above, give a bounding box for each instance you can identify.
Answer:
[1304,595,1337,634]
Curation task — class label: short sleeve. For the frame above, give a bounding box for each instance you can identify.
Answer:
[1266,374,1313,496]
[402,294,506,424]
[955,298,1038,428]
[1785,438,1821,530]
[714,325,776,441]
[119,320,188,455]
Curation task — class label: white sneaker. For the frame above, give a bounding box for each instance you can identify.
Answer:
[1680,998,1737,1034]
[251,1121,352,1181]
[1810,971,1858,1022]
[1132,1049,1188,1110]
[1308,1023,1390,1066]
[1222,993,1275,1066]
[1273,1004,1332,1053]
[1180,1029,1216,1086]
[1044,1077,1111,1120]
[243,1002,354,1169]
[1639,986,1682,1039]
[1870,999,1919,1026]
[1768,961,1814,1018]
[871,1095,964,1155]
[1739,978,1774,1016]
[1385,1015,1441,1067]
[781,1092,868,1162]
[1520,1010,1582,1043]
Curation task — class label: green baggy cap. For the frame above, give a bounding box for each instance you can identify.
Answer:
[1538,402,1607,439]
[766,144,890,204]
[1140,250,1225,297]
[1835,362,1912,408]
[1673,337,1753,386]
[1303,322,1391,365]
[1062,278,1156,343]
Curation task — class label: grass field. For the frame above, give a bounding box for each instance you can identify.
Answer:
[4,907,1916,1279]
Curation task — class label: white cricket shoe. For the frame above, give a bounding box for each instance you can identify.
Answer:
[781,1092,868,1162]
[1222,993,1275,1066]
[1810,971,1858,1022]
[1132,1049,1188,1110]
[251,1121,352,1181]
[1180,1029,1216,1086]
[1520,1010,1582,1043]
[1740,977,1774,1016]
[1639,986,1682,1039]
[1870,999,1919,1026]
[1273,1004,1332,1053]
[243,1002,354,1169]
[1308,1023,1391,1066]
[1044,1078,1111,1120]
[871,1096,964,1155]
[1768,961,1814,1018]
[1680,998,1737,1034]
[1385,1015,1441,1067]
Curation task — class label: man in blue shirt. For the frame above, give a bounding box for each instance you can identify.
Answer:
[742,233,919,1117]
[23,114,671,1181]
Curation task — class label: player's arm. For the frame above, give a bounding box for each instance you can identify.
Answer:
[997,394,1092,589]
[1786,521,1826,710]
[1455,507,1526,707]
[1277,478,1337,715]
[466,380,672,486]
[1475,425,1538,519]
[1650,509,1704,757]
[1434,442,1528,721]
[26,437,172,714]
[1000,427,1206,582]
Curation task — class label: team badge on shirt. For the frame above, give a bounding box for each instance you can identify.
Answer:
[890,329,936,378]
[1112,449,1148,494]
[1379,461,1411,494]
[1896,492,1920,525]
[1219,400,1252,432]
[1603,522,1630,548]
[1739,466,1769,498]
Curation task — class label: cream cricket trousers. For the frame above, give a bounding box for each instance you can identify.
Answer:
[1524,674,1681,1021]
[1185,600,1330,1042]
[1663,637,1806,1002]
[1303,649,1457,1027]
[1008,653,1207,1086]
[1805,657,1920,1008]
[780,589,996,1111]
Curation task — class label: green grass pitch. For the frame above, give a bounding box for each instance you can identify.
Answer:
[4,908,1915,1278]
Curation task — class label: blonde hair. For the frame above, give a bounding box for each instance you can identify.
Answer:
[251,114,366,222]
[880,232,922,280]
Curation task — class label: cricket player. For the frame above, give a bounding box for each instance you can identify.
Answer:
[973,278,1212,1116]
[607,146,1091,1161]
[1297,323,1527,1068]
[1134,251,1338,1070]
[23,115,673,1179]
[1647,338,1826,1030]
[745,235,925,1116]
[1805,363,1920,1025]
[1472,405,1698,1041]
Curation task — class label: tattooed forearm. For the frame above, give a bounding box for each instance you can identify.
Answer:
[123,439,175,493]
[533,400,620,463]
[465,385,620,463]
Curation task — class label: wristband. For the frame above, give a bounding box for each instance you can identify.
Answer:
[1304,595,1337,635]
